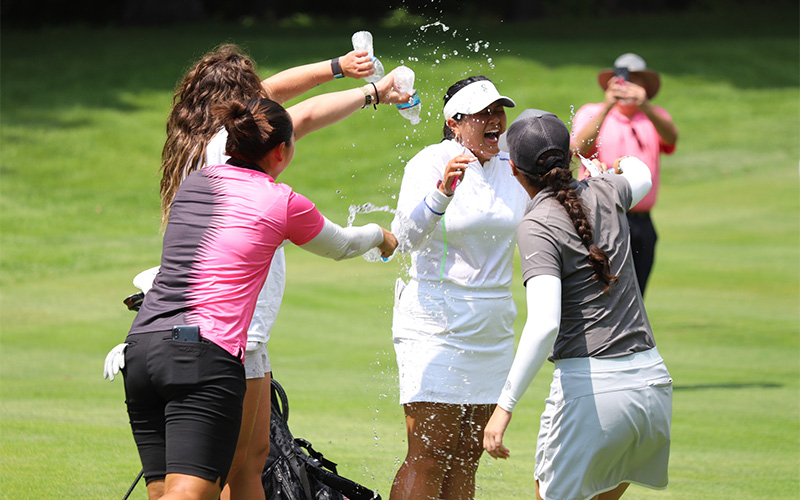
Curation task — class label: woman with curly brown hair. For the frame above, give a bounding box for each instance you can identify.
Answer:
[483,109,672,500]
[159,43,379,224]
[162,45,408,500]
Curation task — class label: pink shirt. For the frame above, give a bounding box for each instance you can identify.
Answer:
[572,103,675,212]
[130,164,324,359]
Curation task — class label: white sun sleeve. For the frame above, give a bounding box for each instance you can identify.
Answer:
[618,156,653,209]
[497,274,562,412]
[299,217,383,261]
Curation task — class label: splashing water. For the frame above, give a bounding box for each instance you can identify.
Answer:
[399,20,502,109]
[347,202,419,262]
[419,21,450,32]
[347,202,396,226]
[338,19,516,484]
[348,203,397,262]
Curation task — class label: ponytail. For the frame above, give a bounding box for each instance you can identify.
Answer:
[212,97,292,164]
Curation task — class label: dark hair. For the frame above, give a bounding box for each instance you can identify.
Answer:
[212,98,293,164]
[159,44,267,225]
[521,151,618,293]
[441,75,491,140]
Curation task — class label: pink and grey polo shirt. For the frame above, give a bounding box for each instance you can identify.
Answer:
[129,164,324,360]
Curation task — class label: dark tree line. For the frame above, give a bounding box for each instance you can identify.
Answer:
[0,0,736,28]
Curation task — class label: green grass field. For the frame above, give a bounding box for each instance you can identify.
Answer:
[1,6,798,499]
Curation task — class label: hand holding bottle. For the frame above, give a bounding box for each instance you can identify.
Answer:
[393,66,422,125]
[351,31,385,83]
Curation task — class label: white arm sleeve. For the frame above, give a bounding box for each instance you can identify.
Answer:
[618,156,653,209]
[497,275,561,412]
[299,217,383,261]
[391,142,465,253]
[391,187,453,253]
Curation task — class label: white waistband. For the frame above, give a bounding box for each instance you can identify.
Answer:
[411,278,511,300]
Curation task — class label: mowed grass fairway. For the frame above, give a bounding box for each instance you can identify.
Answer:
[1,6,798,499]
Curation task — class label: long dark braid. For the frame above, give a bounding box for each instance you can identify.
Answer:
[526,153,618,293]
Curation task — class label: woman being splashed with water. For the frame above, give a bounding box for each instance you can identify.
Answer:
[389,76,528,500]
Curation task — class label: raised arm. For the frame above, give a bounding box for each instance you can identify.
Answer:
[391,142,474,252]
[571,78,619,156]
[287,69,412,141]
[640,101,679,146]
[262,50,374,104]
[616,156,653,209]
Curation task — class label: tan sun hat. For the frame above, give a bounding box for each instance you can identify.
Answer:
[597,53,661,100]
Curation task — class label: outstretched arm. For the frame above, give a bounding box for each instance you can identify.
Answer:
[263,50,374,104]
[287,68,412,141]
[484,274,561,459]
[300,217,397,261]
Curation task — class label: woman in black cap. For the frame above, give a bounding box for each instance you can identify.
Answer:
[483,110,673,500]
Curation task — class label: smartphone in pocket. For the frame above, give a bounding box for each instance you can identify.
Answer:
[172,325,200,342]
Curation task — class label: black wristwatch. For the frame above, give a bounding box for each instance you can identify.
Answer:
[331,58,344,79]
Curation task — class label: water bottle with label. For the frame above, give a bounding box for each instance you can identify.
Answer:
[394,66,422,125]
[351,31,384,84]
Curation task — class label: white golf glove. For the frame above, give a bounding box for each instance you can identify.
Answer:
[133,266,159,294]
[103,343,128,381]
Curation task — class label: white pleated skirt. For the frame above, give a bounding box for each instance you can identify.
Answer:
[392,278,517,405]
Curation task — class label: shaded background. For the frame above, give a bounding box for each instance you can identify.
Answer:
[0,0,773,27]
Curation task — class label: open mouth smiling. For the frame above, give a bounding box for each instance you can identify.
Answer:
[484,129,500,144]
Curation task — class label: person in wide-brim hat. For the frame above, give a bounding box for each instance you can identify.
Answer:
[597,52,661,100]
[571,52,679,298]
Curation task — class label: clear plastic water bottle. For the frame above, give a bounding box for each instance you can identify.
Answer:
[362,247,392,263]
[351,31,384,84]
[394,66,422,125]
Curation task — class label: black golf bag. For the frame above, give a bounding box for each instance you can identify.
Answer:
[262,378,382,500]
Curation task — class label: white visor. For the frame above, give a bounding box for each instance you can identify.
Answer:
[443,80,516,119]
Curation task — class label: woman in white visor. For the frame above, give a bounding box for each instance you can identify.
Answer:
[389,76,528,500]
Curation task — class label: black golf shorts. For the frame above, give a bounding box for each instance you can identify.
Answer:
[122,330,246,485]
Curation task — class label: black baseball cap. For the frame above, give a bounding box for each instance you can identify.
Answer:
[498,109,570,174]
